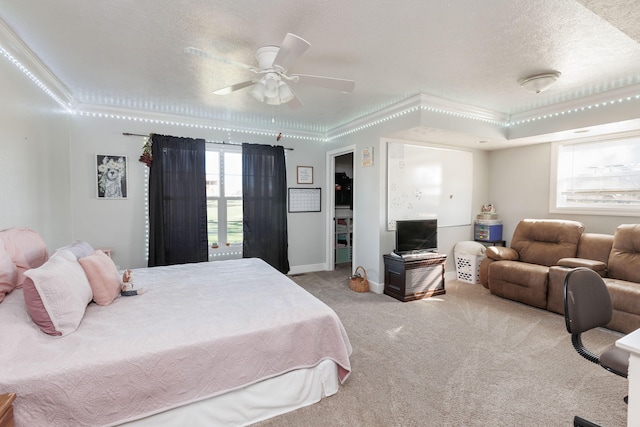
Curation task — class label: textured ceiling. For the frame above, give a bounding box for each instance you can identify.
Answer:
[1,0,640,146]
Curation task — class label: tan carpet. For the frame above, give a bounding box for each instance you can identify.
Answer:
[255,266,627,427]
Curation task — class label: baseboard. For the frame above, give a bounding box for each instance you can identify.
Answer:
[289,264,384,294]
[288,263,327,275]
[369,280,383,294]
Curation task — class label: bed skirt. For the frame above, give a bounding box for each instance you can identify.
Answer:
[120,359,339,426]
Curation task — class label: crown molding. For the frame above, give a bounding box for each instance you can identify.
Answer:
[0,18,75,110]
[509,83,640,125]
[3,15,638,144]
[326,95,423,140]
[326,93,510,140]
[419,93,509,125]
[74,103,327,142]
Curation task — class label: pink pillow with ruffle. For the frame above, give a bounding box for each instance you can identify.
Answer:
[0,242,18,302]
[1,227,48,288]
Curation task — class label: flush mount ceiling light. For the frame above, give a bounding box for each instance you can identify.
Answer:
[518,72,561,94]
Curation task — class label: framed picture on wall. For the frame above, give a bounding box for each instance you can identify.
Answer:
[297,166,314,184]
[96,154,128,199]
[362,146,373,167]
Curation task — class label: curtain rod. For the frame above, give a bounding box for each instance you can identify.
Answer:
[122,132,293,150]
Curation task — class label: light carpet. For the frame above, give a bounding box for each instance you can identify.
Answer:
[256,265,628,427]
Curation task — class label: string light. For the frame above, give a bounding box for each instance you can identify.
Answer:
[508,95,640,126]
[73,110,324,142]
[3,45,639,141]
[0,44,73,112]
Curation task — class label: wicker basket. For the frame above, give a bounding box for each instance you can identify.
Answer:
[349,265,370,292]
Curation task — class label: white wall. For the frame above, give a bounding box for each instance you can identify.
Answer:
[327,110,491,289]
[0,53,328,270]
[0,52,72,250]
[66,116,329,270]
[2,51,635,279]
[379,138,489,277]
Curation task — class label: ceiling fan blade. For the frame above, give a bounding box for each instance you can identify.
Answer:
[287,93,304,109]
[184,47,256,71]
[272,33,311,72]
[292,74,356,92]
[213,80,256,95]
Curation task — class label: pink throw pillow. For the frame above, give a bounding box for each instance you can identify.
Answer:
[1,227,48,288]
[0,243,18,303]
[22,276,60,336]
[79,250,121,306]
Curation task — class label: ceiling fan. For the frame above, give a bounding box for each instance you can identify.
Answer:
[185,33,355,108]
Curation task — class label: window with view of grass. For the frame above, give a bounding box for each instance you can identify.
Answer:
[550,135,640,216]
[206,148,243,258]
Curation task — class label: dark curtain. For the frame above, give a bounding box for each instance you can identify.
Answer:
[242,143,290,273]
[148,134,208,267]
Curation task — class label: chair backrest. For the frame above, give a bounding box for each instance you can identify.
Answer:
[564,267,612,334]
[608,224,640,282]
[576,233,613,264]
[511,219,584,266]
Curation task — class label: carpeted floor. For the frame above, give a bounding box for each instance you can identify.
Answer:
[255,266,628,427]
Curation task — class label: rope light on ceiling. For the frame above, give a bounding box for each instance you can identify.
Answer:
[2,48,640,140]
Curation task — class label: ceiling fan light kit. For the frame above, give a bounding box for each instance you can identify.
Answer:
[249,82,266,102]
[249,74,295,105]
[277,81,295,103]
[190,33,355,108]
[518,71,561,94]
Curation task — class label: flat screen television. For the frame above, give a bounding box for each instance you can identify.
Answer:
[395,219,438,254]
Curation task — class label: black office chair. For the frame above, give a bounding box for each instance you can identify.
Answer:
[563,267,629,378]
[564,267,630,427]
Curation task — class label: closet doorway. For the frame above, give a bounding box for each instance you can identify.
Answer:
[326,146,355,270]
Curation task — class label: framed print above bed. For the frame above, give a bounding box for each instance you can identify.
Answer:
[96,154,128,199]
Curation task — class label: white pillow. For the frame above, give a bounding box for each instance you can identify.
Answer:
[23,249,93,336]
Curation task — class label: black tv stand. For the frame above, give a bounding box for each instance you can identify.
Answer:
[383,253,447,302]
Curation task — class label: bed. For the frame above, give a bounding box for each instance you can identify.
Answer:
[0,228,352,426]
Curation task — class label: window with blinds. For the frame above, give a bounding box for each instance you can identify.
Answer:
[550,135,640,216]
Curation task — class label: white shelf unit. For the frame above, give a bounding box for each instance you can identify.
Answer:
[335,216,353,264]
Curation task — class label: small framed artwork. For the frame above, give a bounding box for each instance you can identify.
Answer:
[297,166,314,184]
[96,154,128,199]
[362,146,373,167]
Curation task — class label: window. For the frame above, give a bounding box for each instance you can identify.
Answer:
[550,135,640,216]
[205,147,243,258]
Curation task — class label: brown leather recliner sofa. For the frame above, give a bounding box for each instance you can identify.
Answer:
[480,220,640,334]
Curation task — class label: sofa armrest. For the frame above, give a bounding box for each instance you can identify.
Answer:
[486,246,519,261]
[557,257,607,276]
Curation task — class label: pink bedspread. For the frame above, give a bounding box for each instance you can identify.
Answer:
[0,258,352,426]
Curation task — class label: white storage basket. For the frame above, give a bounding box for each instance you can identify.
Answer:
[455,251,485,284]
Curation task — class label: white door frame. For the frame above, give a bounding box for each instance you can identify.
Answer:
[325,145,356,271]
